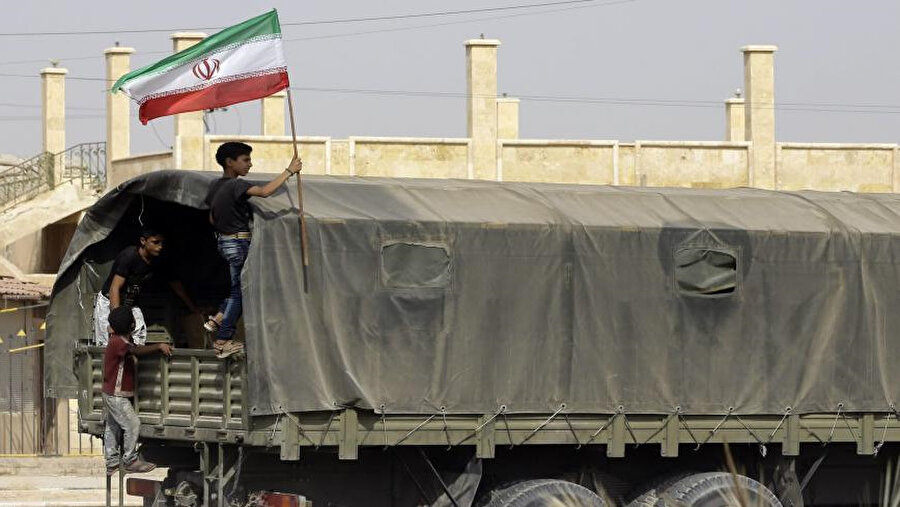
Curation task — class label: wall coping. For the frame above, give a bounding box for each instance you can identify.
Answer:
[206,135,331,143]
[111,151,172,163]
[350,136,470,145]
[637,140,751,148]
[779,142,898,150]
[499,139,617,147]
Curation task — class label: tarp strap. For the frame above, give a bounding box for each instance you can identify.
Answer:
[281,409,315,445]
[634,416,674,449]
[395,413,438,447]
[767,407,792,443]
[564,414,582,448]
[733,413,767,456]
[454,405,507,446]
[585,415,617,447]
[676,409,701,448]
[825,402,845,445]
[441,408,452,450]
[698,407,734,450]
[502,412,514,450]
[316,412,337,450]
[635,418,667,448]
[380,405,388,450]
[621,411,639,446]
[874,403,896,456]
[269,413,282,447]
[518,403,566,446]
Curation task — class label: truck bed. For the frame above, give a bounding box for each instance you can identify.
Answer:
[77,346,899,461]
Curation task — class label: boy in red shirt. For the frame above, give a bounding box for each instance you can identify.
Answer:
[102,306,172,475]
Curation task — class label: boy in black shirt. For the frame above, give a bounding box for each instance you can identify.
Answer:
[203,142,301,357]
[93,228,202,346]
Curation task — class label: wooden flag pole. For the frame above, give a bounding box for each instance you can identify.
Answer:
[286,88,310,292]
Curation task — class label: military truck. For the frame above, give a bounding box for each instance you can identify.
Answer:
[46,171,900,506]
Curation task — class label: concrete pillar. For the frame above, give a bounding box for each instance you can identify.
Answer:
[742,45,778,189]
[171,32,207,169]
[466,39,501,180]
[41,67,67,185]
[261,90,286,136]
[105,46,135,182]
[725,95,745,142]
[497,96,519,139]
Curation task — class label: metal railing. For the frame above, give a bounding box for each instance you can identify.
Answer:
[0,142,106,212]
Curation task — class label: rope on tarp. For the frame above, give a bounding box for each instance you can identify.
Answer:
[697,407,734,450]
[636,418,667,448]
[874,403,897,456]
[583,414,617,447]
[395,411,439,447]
[501,411,514,449]
[453,405,506,446]
[380,404,388,450]
[621,408,639,446]
[280,408,315,446]
[676,407,701,448]
[517,403,566,446]
[316,411,337,450]
[440,407,452,450]
[825,402,844,446]
[733,413,767,456]
[268,413,282,448]
[563,414,581,447]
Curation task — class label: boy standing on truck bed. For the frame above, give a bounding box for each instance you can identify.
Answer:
[103,306,172,475]
[203,142,302,358]
[93,228,203,347]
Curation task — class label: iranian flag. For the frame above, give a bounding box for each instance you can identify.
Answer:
[113,10,289,124]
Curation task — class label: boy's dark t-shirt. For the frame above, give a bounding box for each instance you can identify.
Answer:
[206,178,254,234]
[102,334,135,397]
[101,245,170,306]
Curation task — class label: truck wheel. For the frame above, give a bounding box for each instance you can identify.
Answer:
[660,472,782,507]
[626,472,693,507]
[482,479,607,507]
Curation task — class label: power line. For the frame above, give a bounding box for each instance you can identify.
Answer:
[0,0,630,67]
[283,0,628,43]
[0,0,623,37]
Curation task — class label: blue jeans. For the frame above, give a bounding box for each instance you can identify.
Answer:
[216,237,250,340]
[103,393,140,468]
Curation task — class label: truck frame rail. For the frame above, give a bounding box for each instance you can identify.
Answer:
[77,347,900,461]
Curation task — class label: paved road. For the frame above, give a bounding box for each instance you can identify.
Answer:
[0,456,166,507]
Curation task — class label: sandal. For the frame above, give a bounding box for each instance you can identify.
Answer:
[215,340,244,359]
[203,315,221,333]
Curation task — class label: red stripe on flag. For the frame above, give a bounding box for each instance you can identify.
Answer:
[139,72,289,124]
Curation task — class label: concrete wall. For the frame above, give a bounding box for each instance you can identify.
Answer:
[109,151,175,188]
[499,140,617,184]
[777,143,899,192]
[349,137,470,178]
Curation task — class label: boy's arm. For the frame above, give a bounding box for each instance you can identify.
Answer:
[131,343,173,357]
[108,275,126,308]
[246,156,302,198]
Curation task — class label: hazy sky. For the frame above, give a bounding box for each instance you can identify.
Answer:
[1,0,898,159]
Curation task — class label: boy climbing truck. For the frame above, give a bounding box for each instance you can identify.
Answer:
[203,142,302,358]
[47,171,900,506]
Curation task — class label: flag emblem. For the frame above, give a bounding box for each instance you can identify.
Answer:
[192,58,221,81]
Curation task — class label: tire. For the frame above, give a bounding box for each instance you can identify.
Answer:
[626,472,694,507]
[482,479,607,507]
[659,472,782,507]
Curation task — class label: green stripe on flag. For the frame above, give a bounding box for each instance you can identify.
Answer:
[112,9,281,93]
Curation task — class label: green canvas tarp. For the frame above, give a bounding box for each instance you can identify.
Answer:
[46,171,900,417]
